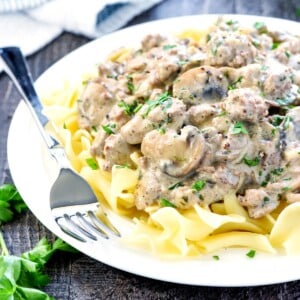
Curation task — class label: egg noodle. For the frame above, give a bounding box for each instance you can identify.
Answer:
[42,22,300,257]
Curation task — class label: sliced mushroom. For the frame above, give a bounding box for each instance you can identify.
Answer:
[173,66,229,105]
[141,125,206,177]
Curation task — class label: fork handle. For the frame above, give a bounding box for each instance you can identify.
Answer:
[0,47,59,150]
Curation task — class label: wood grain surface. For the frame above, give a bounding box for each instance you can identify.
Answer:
[1,0,300,299]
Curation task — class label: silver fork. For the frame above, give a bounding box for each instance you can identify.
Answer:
[0,47,120,242]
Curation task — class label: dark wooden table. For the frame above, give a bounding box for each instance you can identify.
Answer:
[1,0,300,299]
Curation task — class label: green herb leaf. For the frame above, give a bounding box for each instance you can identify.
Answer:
[144,92,172,116]
[212,255,220,260]
[232,121,248,135]
[160,198,176,208]
[126,75,135,94]
[272,42,280,50]
[246,249,256,258]
[0,238,77,299]
[271,115,284,127]
[22,238,77,268]
[228,76,243,90]
[216,111,227,117]
[118,100,141,116]
[101,123,116,135]
[285,50,291,58]
[163,44,177,50]
[168,182,184,190]
[0,184,27,224]
[243,156,260,167]
[226,20,237,26]
[261,173,271,187]
[253,21,265,30]
[283,116,292,130]
[192,180,206,192]
[86,157,99,170]
[115,164,131,169]
[270,167,284,176]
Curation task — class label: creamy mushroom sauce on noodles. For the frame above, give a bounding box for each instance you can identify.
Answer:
[78,18,300,220]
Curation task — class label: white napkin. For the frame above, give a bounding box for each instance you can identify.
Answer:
[0,0,163,57]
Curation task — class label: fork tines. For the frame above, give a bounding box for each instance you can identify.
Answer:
[55,209,121,242]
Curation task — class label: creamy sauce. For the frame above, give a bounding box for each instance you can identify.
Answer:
[78,18,300,218]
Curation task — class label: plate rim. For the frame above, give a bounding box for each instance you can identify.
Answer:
[7,14,300,287]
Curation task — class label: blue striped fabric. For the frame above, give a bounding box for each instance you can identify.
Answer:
[0,0,50,12]
[96,2,128,24]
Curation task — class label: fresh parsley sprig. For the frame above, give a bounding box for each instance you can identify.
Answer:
[0,238,77,300]
[0,184,27,223]
[144,92,172,116]
[0,183,77,299]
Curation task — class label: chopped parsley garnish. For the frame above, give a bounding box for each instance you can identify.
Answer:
[163,44,177,50]
[126,75,135,94]
[282,186,291,192]
[211,41,222,56]
[285,50,291,58]
[252,38,261,48]
[168,181,184,190]
[192,180,206,192]
[271,42,280,50]
[263,196,270,204]
[118,100,142,116]
[86,157,99,170]
[101,123,116,135]
[243,156,260,167]
[160,198,176,208]
[144,92,172,116]
[271,115,285,127]
[212,255,220,260]
[261,173,271,187]
[232,121,248,135]
[228,76,243,90]
[261,167,284,187]
[91,125,98,132]
[115,164,131,169]
[158,127,166,134]
[226,19,237,25]
[246,249,256,258]
[270,167,284,176]
[253,21,265,30]
[216,111,227,117]
[283,116,292,130]
[63,122,67,129]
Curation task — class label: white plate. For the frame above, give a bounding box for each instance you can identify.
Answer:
[7,14,300,287]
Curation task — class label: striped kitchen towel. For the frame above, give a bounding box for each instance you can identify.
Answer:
[0,0,164,56]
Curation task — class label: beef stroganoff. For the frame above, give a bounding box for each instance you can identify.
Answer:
[43,17,300,256]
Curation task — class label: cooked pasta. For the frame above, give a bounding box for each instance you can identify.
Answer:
[43,17,300,257]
